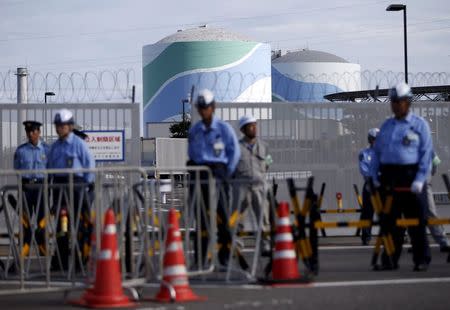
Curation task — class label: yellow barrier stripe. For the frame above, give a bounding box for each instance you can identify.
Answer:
[396,218,450,227]
[314,220,372,229]
[318,196,324,209]
[229,210,243,228]
[301,198,311,217]
[21,243,30,257]
[39,218,46,229]
[397,219,420,227]
[357,195,363,207]
[305,239,313,257]
[314,218,450,229]
[314,222,339,228]
[21,217,29,228]
[428,218,450,226]
[370,195,381,214]
[291,197,302,217]
[237,231,250,237]
[300,239,310,258]
[348,220,371,228]
[83,243,90,258]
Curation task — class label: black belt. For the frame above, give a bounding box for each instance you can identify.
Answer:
[380,164,418,187]
[22,178,43,184]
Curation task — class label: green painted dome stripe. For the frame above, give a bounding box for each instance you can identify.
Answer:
[272,94,281,102]
[272,94,284,102]
[143,41,258,105]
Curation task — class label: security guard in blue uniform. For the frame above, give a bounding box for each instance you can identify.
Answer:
[47,109,95,270]
[358,128,379,245]
[371,82,432,271]
[14,121,49,256]
[188,89,240,267]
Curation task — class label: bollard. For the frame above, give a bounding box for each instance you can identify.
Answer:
[336,192,343,211]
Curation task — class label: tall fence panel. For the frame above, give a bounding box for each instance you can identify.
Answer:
[0,103,141,170]
[216,101,450,210]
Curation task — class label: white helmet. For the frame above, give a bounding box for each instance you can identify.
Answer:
[196,89,215,107]
[54,109,74,125]
[389,82,413,102]
[368,128,379,139]
[239,115,257,129]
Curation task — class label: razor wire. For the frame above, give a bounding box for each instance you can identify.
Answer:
[0,69,135,103]
[0,69,449,103]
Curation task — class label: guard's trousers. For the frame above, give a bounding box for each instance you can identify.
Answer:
[379,164,430,266]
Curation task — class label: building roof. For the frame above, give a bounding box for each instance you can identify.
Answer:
[324,85,450,102]
[272,49,349,63]
[156,26,253,44]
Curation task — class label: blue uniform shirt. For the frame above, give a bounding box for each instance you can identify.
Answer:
[371,112,433,184]
[47,132,95,183]
[14,140,49,179]
[188,116,240,176]
[359,147,375,179]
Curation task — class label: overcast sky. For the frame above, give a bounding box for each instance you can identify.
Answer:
[1,0,449,102]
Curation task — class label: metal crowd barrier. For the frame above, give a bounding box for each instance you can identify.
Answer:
[223,178,275,282]
[0,166,219,293]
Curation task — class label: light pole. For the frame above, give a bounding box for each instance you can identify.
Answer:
[44,91,55,103]
[386,4,408,83]
[181,99,189,125]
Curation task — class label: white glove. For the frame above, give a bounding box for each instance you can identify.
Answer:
[411,181,424,194]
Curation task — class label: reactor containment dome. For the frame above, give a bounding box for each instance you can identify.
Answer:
[142,27,271,123]
[272,49,361,102]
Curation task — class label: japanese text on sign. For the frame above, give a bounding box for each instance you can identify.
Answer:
[83,130,125,161]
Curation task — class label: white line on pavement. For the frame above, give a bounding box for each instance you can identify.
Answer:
[239,244,440,252]
[308,277,450,288]
[318,244,440,250]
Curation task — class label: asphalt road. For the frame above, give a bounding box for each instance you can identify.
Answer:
[1,242,449,310]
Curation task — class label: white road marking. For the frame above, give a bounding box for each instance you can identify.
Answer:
[318,244,439,250]
[308,277,450,288]
[239,244,440,252]
[224,298,293,309]
[191,277,450,290]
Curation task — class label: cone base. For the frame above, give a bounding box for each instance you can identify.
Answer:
[152,286,206,303]
[70,289,137,309]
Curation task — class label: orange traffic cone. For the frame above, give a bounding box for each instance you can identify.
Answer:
[153,208,204,302]
[72,208,136,308]
[272,202,301,281]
